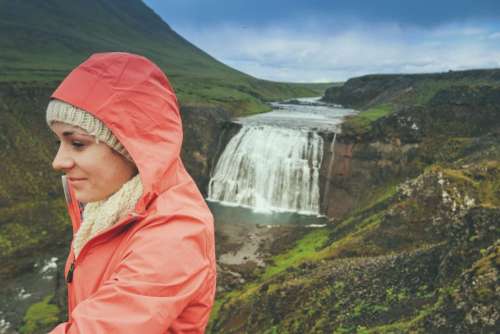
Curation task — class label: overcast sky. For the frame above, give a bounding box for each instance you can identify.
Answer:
[144,0,500,83]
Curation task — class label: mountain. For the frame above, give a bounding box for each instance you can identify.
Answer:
[0,0,328,115]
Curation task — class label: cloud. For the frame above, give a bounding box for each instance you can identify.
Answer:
[174,20,500,82]
[488,32,500,40]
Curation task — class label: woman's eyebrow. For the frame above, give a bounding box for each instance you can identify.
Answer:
[62,131,92,138]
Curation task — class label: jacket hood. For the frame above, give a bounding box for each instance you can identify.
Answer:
[52,52,183,214]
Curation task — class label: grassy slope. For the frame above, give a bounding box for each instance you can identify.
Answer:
[0,0,329,115]
[340,71,500,132]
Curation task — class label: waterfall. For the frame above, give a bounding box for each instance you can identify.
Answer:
[207,125,324,215]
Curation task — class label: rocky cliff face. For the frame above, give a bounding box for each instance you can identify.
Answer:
[320,84,500,220]
[180,106,234,195]
[0,82,70,280]
[320,136,419,218]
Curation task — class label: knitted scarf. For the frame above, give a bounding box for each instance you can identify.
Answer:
[72,174,143,258]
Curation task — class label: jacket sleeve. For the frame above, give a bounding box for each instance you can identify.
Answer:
[49,217,215,334]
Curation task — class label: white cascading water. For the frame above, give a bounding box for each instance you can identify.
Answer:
[207,125,324,215]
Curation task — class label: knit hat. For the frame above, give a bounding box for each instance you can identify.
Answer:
[46,99,133,161]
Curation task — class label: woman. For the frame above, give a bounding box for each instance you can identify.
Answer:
[46,52,216,333]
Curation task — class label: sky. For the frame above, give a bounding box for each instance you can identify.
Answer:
[143,0,500,83]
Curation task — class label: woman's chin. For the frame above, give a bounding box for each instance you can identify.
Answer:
[74,191,98,204]
[75,190,113,203]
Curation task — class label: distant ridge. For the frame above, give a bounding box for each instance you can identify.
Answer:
[323,68,500,110]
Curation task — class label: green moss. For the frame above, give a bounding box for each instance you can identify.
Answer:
[427,161,500,208]
[441,168,478,187]
[363,104,395,121]
[20,295,60,334]
[261,227,331,280]
[343,104,395,133]
[473,161,500,207]
[207,298,224,331]
[363,286,458,334]
[385,288,410,304]
[334,325,358,333]
[357,182,399,214]
[263,326,279,334]
[320,212,384,259]
[416,285,433,298]
[471,245,498,276]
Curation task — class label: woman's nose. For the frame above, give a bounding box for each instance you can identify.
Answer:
[52,145,75,171]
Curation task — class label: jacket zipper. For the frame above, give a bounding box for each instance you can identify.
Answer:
[66,254,75,283]
[66,249,76,320]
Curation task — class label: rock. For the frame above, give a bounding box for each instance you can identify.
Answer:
[179,105,233,195]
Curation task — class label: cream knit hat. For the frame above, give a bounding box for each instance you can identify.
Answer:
[46,99,132,161]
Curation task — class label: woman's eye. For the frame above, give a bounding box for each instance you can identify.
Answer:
[72,141,85,148]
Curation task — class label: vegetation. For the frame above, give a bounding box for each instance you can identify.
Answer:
[343,104,394,134]
[0,1,329,116]
[20,295,60,334]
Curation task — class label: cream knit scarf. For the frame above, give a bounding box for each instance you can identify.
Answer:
[73,174,143,258]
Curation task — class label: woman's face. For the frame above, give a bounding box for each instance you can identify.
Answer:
[50,122,137,203]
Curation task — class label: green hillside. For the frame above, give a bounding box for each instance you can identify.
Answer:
[0,0,328,115]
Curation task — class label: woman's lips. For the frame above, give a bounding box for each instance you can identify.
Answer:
[68,178,87,184]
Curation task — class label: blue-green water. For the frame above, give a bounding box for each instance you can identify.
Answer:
[208,201,327,226]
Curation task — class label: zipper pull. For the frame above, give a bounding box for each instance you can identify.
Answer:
[66,260,75,283]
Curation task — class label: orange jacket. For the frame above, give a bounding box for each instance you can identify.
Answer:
[48,53,216,333]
